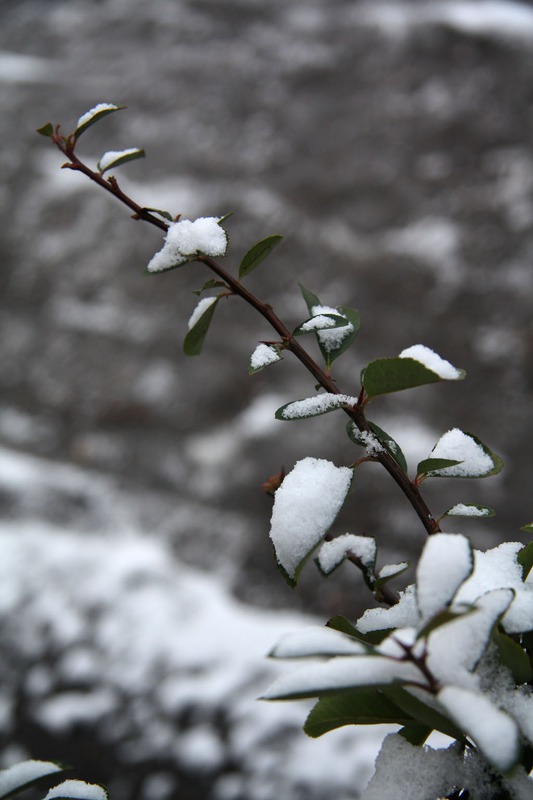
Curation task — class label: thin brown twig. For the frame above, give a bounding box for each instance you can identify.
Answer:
[51,137,441,545]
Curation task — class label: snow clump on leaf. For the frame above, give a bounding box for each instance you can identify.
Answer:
[310,305,354,352]
[269,457,353,582]
[428,429,495,477]
[147,217,227,273]
[399,344,462,379]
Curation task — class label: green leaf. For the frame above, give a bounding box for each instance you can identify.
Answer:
[239,235,283,279]
[297,289,362,366]
[398,724,433,746]
[183,297,220,356]
[74,103,125,138]
[193,279,227,296]
[36,122,54,137]
[299,283,321,314]
[326,617,390,646]
[275,393,356,421]
[424,432,504,479]
[293,313,350,336]
[304,690,413,738]
[362,356,461,398]
[248,344,283,374]
[326,616,361,639]
[0,761,67,800]
[385,686,467,742]
[142,207,174,222]
[441,503,495,519]
[417,606,476,640]
[322,307,361,367]
[416,458,463,477]
[493,628,533,684]
[369,422,408,473]
[98,148,145,174]
[517,541,533,580]
[520,523,533,534]
[374,561,410,588]
[347,421,409,472]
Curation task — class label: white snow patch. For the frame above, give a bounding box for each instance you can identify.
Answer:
[446,503,491,517]
[263,655,421,699]
[0,52,57,84]
[300,315,340,332]
[438,686,519,772]
[356,429,386,457]
[269,458,353,580]
[147,218,227,273]
[416,533,473,625]
[455,542,533,634]
[356,2,533,44]
[0,761,63,796]
[250,344,281,370]
[45,780,108,800]
[399,344,461,380]
[98,148,142,172]
[317,534,376,575]
[310,305,354,352]
[187,296,217,330]
[279,393,357,420]
[378,562,408,580]
[270,626,366,659]
[75,103,121,132]
[358,584,419,634]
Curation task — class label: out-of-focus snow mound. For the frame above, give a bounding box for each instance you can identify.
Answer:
[0,446,386,800]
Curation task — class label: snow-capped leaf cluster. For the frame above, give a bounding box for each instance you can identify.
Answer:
[147,217,228,273]
[269,458,353,584]
[267,532,533,783]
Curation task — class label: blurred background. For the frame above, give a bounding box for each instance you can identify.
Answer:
[1,0,533,797]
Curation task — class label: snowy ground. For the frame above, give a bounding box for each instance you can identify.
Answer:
[0,445,388,799]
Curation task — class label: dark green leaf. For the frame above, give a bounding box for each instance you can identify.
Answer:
[374,561,410,588]
[398,724,432,746]
[193,279,227,296]
[98,147,145,174]
[518,542,533,580]
[298,283,321,314]
[74,103,125,138]
[36,122,54,137]
[304,690,413,738]
[520,523,533,534]
[424,432,503,479]
[362,356,462,398]
[385,686,467,742]
[417,606,475,640]
[347,421,408,473]
[369,422,408,473]
[327,617,390,646]
[183,298,220,356]
[248,344,283,374]
[417,458,463,477]
[142,207,174,222]
[275,394,355,421]
[0,761,68,800]
[321,307,361,368]
[493,628,533,684]
[239,235,283,279]
[326,616,361,638]
[293,313,349,336]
